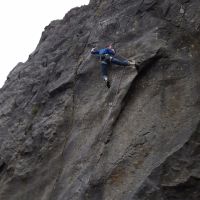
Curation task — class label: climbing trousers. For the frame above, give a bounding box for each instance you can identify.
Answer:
[100,57,129,77]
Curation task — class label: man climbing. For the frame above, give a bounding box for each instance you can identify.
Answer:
[91,44,136,88]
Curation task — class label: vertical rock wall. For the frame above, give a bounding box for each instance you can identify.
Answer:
[0,0,199,199]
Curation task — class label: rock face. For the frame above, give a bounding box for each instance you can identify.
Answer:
[0,0,200,199]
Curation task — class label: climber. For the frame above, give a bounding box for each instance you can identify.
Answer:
[91,44,136,88]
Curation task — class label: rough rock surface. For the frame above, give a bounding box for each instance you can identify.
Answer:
[0,0,200,199]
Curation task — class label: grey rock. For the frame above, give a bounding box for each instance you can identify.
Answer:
[0,0,199,199]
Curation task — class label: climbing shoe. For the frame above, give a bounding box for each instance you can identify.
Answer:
[128,60,136,66]
[105,79,111,88]
[103,76,110,88]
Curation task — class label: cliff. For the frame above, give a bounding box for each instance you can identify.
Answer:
[0,0,200,199]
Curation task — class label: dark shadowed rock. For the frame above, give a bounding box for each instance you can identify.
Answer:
[0,0,199,199]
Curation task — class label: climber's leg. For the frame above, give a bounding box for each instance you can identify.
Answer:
[101,61,108,77]
[101,61,111,88]
[110,57,129,66]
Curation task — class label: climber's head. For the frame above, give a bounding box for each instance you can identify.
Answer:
[107,44,113,49]
[106,44,115,54]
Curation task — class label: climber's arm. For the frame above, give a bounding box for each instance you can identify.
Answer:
[91,48,100,55]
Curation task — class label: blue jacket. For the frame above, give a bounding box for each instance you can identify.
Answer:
[91,48,115,56]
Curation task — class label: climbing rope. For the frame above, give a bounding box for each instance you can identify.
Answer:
[109,52,135,107]
[108,63,126,108]
[95,56,133,151]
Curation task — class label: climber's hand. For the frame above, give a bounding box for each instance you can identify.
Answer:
[91,47,96,52]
